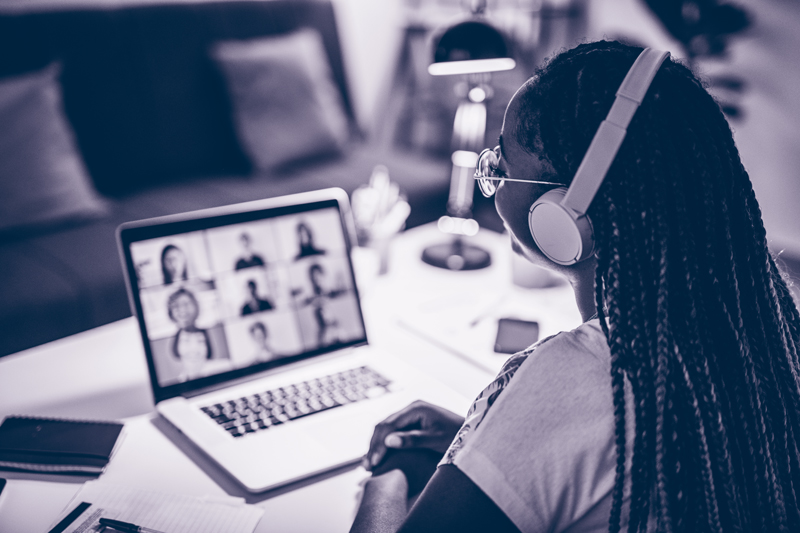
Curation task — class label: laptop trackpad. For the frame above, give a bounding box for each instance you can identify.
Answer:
[305,393,417,460]
[308,415,373,461]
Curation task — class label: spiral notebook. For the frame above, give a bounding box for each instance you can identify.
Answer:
[0,416,124,474]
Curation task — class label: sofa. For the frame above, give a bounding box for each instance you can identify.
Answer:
[0,0,454,357]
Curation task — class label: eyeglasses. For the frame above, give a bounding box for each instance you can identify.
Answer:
[474,147,561,197]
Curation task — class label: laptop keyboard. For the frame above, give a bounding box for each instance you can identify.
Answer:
[200,366,391,438]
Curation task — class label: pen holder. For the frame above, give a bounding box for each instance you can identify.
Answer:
[352,165,410,276]
[365,234,392,276]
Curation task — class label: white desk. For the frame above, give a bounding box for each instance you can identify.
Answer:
[0,224,580,533]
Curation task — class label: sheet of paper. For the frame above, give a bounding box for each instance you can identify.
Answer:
[49,481,264,533]
[397,285,582,375]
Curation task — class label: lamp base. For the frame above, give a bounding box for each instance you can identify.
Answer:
[421,238,491,271]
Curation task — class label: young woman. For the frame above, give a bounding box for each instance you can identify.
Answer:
[351,41,800,532]
[166,287,213,381]
[295,221,326,259]
[160,244,188,285]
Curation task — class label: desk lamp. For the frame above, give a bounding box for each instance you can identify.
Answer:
[421,0,515,271]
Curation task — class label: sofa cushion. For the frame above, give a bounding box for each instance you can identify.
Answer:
[0,1,358,195]
[212,29,350,171]
[0,63,107,236]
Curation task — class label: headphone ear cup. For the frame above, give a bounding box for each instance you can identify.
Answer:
[528,188,595,266]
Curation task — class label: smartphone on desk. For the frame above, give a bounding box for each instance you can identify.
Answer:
[494,318,540,354]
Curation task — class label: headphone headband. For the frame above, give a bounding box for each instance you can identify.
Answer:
[561,48,669,216]
[528,47,669,266]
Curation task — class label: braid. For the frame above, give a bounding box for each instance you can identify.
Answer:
[514,40,800,531]
[649,128,675,531]
[661,105,730,531]
[678,95,747,531]
[704,123,767,529]
[727,135,791,529]
[623,147,656,533]
[604,199,632,533]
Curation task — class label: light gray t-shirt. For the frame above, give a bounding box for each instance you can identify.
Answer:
[441,319,637,533]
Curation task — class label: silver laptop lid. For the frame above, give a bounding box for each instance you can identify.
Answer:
[117,188,368,404]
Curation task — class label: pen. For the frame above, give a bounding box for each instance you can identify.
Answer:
[98,517,167,533]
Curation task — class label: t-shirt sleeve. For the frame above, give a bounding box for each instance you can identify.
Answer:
[452,321,620,533]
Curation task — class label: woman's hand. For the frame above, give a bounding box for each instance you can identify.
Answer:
[363,400,464,470]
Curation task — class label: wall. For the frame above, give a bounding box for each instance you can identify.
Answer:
[585,0,800,257]
[328,0,405,134]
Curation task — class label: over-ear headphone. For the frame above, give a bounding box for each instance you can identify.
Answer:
[528,48,669,266]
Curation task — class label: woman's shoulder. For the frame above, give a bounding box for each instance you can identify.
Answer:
[441,319,609,465]
[442,319,619,532]
[492,317,606,384]
[489,318,612,425]
[527,318,610,372]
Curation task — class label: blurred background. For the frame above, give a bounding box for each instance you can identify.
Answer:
[1,0,798,357]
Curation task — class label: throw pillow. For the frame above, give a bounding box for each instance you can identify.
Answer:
[211,29,350,171]
[0,63,107,235]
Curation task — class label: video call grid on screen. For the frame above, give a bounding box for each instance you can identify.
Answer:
[124,204,367,389]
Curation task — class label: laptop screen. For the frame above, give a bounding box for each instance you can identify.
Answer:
[118,190,368,402]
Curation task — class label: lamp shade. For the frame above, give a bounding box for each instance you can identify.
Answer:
[428,20,516,76]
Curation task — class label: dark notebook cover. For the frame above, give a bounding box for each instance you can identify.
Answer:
[0,416,124,472]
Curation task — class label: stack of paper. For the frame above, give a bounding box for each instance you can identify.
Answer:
[47,481,264,533]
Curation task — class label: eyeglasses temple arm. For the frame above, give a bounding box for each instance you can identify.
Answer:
[472,175,562,186]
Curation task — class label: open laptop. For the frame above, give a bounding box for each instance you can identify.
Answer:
[117,188,467,493]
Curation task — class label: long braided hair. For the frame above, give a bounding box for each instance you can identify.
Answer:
[513,41,800,532]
